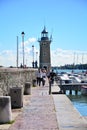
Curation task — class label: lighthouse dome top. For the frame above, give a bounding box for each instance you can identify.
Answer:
[41,26,48,34]
[40,26,49,41]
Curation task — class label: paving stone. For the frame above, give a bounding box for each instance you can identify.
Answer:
[8,82,59,130]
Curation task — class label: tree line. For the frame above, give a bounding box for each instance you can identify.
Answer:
[53,63,87,70]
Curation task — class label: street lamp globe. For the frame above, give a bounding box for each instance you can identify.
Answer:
[21,31,25,36]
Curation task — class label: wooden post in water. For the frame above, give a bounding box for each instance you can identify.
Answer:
[75,90,78,95]
[69,90,72,95]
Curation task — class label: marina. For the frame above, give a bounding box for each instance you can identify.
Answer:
[55,69,87,95]
[52,69,87,117]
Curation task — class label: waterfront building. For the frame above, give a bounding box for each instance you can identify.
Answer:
[38,26,52,72]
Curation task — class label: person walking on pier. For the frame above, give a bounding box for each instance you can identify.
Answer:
[36,68,46,86]
[47,69,56,84]
[41,68,47,86]
[36,69,41,86]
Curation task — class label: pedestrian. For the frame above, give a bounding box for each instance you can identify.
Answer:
[41,68,47,86]
[47,69,56,84]
[36,69,42,86]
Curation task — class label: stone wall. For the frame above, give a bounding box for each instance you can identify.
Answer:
[0,68,37,96]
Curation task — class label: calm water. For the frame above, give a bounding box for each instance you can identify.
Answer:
[67,91,87,116]
[54,68,86,74]
[54,69,87,116]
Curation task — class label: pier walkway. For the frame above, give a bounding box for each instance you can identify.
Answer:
[0,80,87,130]
[7,80,59,130]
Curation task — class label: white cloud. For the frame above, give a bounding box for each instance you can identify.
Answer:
[28,38,37,43]
[1,41,87,68]
[0,50,16,67]
[51,48,87,66]
[20,37,37,47]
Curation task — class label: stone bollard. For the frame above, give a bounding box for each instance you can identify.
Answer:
[24,82,31,95]
[32,79,37,87]
[0,96,12,124]
[9,87,23,109]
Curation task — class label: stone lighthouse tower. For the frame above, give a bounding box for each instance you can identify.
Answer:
[38,26,52,72]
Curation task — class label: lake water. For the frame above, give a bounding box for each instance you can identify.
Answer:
[67,91,87,116]
[53,68,86,74]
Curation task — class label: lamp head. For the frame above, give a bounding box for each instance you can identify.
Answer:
[21,32,25,36]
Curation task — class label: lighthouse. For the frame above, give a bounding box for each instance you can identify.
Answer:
[38,26,52,72]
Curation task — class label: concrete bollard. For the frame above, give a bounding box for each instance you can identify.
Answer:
[32,79,37,87]
[0,96,12,124]
[24,82,31,95]
[9,87,23,108]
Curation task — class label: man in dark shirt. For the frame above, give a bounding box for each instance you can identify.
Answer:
[48,69,56,84]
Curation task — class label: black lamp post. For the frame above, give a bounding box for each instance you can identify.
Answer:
[32,45,34,68]
[16,36,19,68]
[21,32,25,67]
[35,52,38,68]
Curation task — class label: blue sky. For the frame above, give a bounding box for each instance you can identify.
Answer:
[0,0,87,67]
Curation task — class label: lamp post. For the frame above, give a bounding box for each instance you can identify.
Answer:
[17,36,18,68]
[36,52,38,61]
[82,53,84,72]
[32,45,34,68]
[35,52,38,68]
[21,32,25,67]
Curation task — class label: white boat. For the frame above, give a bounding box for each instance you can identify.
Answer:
[57,72,83,85]
[60,74,72,84]
[69,75,81,83]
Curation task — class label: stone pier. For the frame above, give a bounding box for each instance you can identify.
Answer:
[0,67,37,96]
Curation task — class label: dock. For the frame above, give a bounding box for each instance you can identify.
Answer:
[58,83,87,94]
[0,80,87,130]
[53,94,87,130]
